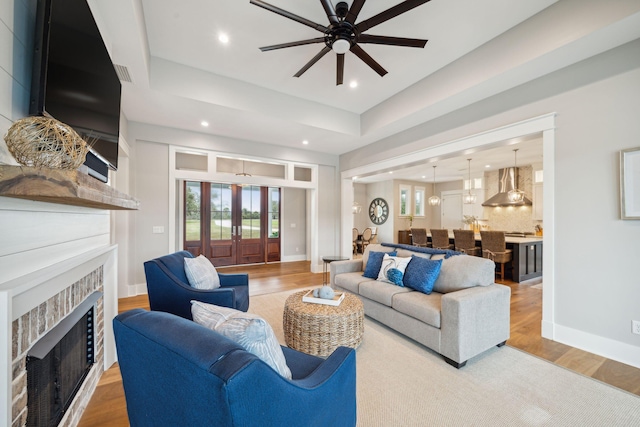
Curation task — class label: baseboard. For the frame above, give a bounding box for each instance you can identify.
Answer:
[541,319,555,339]
[280,255,307,262]
[125,283,148,297]
[554,324,640,369]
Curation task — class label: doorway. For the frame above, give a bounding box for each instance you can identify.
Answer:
[441,191,463,230]
[184,182,281,266]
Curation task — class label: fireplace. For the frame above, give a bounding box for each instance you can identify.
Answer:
[25,292,101,427]
[8,266,108,427]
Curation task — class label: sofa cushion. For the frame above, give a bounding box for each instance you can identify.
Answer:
[403,256,443,294]
[184,254,220,289]
[432,254,495,293]
[335,272,375,294]
[359,280,413,307]
[362,244,397,270]
[377,254,411,285]
[191,301,292,379]
[392,291,442,328]
[363,250,397,279]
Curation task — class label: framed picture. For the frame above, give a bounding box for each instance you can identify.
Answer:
[620,147,640,219]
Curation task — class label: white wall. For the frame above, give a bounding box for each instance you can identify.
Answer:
[0,0,34,165]
[340,40,640,366]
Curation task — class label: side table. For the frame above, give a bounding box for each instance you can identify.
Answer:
[322,255,348,285]
[283,291,364,357]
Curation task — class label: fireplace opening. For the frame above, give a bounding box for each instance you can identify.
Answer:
[26,293,99,427]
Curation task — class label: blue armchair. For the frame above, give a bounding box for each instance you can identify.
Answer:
[144,251,249,319]
[114,309,357,427]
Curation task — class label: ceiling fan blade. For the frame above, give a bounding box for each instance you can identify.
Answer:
[350,44,387,77]
[358,34,427,48]
[345,0,366,24]
[356,0,431,33]
[294,46,332,78]
[320,0,339,25]
[259,37,326,52]
[337,53,344,86]
[250,0,328,33]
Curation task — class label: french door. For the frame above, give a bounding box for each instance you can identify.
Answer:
[184,182,280,266]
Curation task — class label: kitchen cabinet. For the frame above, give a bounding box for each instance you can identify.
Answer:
[398,230,412,245]
[507,240,543,282]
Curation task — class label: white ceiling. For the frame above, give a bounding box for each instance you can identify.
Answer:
[89,0,640,182]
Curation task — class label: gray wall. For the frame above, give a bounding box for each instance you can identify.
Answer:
[340,40,640,356]
[281,187,306,259]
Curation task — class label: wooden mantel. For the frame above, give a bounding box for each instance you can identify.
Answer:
[0,165,139,210]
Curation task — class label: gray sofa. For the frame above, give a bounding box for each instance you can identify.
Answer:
[330,243,511,368]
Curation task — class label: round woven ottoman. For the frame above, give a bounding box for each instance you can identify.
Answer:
[283,290,364,357]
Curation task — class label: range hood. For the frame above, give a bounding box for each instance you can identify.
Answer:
[482,167,532,207]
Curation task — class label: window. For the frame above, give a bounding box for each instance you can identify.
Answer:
[241,185,261,239]
[268,187,280,238]
[414,186,425,217]
[399,185,411,216]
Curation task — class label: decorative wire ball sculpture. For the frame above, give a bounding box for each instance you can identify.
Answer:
[4,116,89,169]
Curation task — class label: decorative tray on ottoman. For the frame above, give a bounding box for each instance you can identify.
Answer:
[302,290,345,306]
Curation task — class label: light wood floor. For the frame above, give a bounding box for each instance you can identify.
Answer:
[78,261,640,426]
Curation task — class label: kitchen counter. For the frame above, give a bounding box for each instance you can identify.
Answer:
[424,231,543,283]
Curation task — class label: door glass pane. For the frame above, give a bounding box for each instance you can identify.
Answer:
[268,188,280,238]
[242,186,261,239]
[185,182,201,241]
[211,183,232,240]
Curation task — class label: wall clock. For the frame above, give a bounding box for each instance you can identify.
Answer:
[369,198,389,225]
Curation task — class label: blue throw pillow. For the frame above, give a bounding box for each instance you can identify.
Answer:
[403,255,443,294]
[363,251,397,278]
[386,268,404,286]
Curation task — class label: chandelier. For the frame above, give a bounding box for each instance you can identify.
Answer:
[508,149,525,203]
[428,165,441,206]
[463,159,476,204]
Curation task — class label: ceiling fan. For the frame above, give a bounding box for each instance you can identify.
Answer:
[250,0,431,85]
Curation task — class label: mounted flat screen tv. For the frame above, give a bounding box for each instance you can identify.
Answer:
[30,0,121,182]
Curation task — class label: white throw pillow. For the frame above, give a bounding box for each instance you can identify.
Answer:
[377,254,412,284]
[191,300,292,379]
[184,255,220,289]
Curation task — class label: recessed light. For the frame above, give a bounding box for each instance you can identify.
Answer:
[389,171,393,174]
[201,121,209,127]
[302,140,309,145]
[349,80,358,88]
[218,33,229,44]
[485,164,490,168]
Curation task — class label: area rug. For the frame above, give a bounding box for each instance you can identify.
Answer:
[249,290,640,427]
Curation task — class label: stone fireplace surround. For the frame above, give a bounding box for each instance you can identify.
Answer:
[13,270,104,427]
[1,245,118,427]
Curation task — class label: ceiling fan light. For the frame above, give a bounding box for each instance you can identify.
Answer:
[332,38,350,54]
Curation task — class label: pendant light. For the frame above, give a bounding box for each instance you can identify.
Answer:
[508,149,525,203]
[463,159,476,204]
[352,201,362,214]
[428,165,441,206]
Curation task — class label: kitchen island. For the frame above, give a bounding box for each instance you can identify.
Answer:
[425,232,543,283]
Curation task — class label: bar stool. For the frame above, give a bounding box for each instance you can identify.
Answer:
[453,229,481,256]
[480,231,513,280]
[430,229,453,250]
[410,228,429,247]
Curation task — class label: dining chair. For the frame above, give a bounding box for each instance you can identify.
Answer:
[453,229,481,256]
[352,228,359,254]
[480,231,513,280]
[410,228,429,247]
[357,228,373,254]
[430,229,453,250]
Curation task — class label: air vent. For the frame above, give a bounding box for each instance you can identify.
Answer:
[113,64,132,82]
